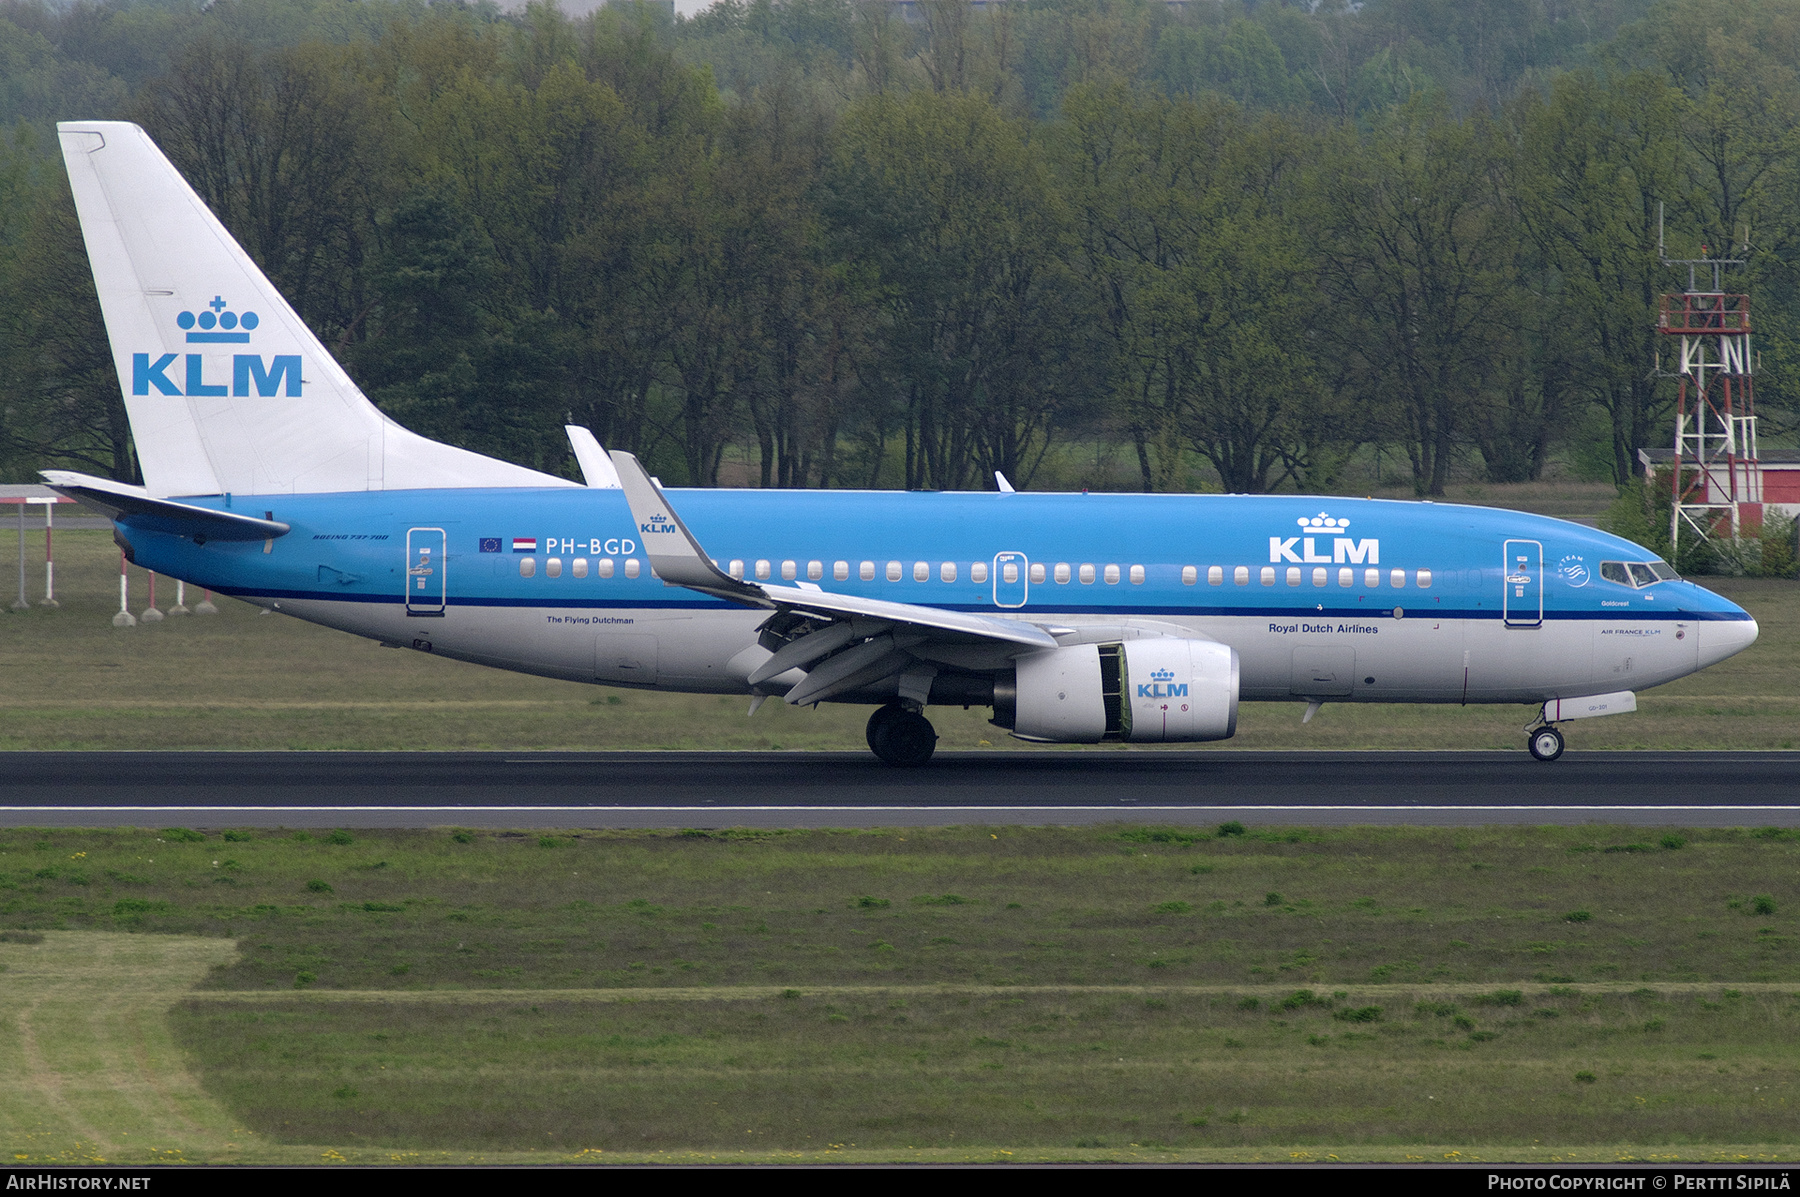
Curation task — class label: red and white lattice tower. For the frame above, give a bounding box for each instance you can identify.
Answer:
[1658,215,1760,557]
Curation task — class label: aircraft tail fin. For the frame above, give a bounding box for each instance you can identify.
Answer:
[57,121,574,498]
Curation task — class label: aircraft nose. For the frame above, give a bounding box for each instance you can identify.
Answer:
[1698,613,1759,669]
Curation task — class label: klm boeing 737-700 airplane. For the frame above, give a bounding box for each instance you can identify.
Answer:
[43,121,1760,765]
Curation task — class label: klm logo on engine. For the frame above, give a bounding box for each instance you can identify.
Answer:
[1269,513,1378,565]
[1137,668,1188,699]
[131,296,302,397]
[640,513,679,535]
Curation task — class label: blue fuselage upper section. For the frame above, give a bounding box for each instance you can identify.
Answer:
[118,487,1751,626]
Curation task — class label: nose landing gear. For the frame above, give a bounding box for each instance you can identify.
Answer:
[1527,724,1565,762]
[867,702,938,767]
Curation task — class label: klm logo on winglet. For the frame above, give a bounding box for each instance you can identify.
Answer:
[1269,513,1378,565]
[640,513,678,535]
[1137,667,1188,699]
[132,297,301,397]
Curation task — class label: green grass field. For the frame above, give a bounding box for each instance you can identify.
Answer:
[0,528,1795,751]
[4,823,1800,1162]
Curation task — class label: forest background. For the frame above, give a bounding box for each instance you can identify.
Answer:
[3,0,1799,568]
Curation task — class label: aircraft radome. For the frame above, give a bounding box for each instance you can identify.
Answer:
[44,121,1759,765]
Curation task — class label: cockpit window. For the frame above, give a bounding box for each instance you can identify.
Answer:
[1600,560,1679,588]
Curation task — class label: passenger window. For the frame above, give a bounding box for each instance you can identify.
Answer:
[1055,563,1072,584]
[1365,568,1380,589]
[1183,566,1200,586]
[944,562,960,583]
[1312,567,1326,587]
[1205,566,1221,586]
[624,559,641,579]
[1003,562,1019,584]
[1129,565,1145,584]
[781,560,797,581]
[1260,566,1275,586]
[807,561,823,581]
[1284,567,1299,586]
[834,561,849,581]
[1029,562,1045,584]
[755,560,771,580]
[861,561,876,581]
[728,559,744,580]
[1235,566,1250,586]
[913,561,929,582]
[1080,564,1096,584]
[546,558,562,578]
[598,558,614,579]
[887,561,902,582]
[1103,564,1119,584]
[1627,563,1657,588]
[1417,569,1432,588]
[1390,569,1405,588]
[573,558,588,579]
[1338,567,1352,587]
[519,557,536,578]
[972,562,989,584]
[1599,561,1629,585]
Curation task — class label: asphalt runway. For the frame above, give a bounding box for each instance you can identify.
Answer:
[1,750,1795,828]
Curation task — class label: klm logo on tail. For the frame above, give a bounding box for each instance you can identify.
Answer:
[1138,667,1188,699]
[132,297,301,397]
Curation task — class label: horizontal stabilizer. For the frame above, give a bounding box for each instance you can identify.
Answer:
[41,470,289,541]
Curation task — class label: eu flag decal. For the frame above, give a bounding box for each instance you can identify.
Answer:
[479,537,501,554]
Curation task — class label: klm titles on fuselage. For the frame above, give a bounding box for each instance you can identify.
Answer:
[1137,669,1187,699]
[1270,513,1378,564]
[131,298,302,397]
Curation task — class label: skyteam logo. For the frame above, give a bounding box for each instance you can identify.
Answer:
[132,296,302,398]
[1137,667,1188,699]
[1270,512,1379,565]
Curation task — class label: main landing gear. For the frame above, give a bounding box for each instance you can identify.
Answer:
[1527,724,1565,762]
[867,702,938,767]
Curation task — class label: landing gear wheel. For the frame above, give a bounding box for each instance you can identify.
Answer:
[1528,725,1565,762]
[866,703,938,767]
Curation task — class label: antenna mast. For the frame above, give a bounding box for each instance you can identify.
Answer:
[1656,203,1760,560]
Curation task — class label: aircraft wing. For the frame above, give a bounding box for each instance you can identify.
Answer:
[608,451,1056,705]
[41,470,291,542]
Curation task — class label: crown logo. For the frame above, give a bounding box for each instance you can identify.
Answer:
[1296,512,1349,530]
[177,296,259,344]
[1150,668,1175,682]
[649,514,667,523]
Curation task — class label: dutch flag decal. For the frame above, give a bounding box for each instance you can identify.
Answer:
[512,537,537,553]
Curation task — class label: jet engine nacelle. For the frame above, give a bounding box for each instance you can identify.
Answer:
[1008,639,1238,743]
